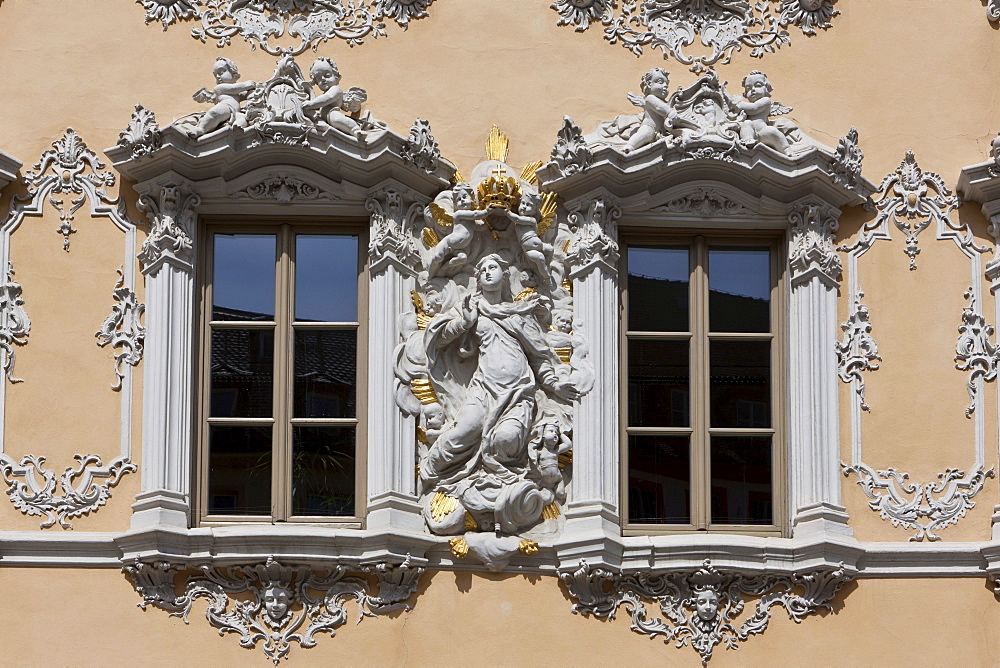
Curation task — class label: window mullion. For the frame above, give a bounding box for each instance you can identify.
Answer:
[272,224,293,521]
[692,236,709,531]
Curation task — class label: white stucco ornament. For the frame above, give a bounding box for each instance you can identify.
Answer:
[561,560,852,665]
[554,0,840,72]
[393,128,593,570]
[136,0,435,54]
[124,556,424,664]
[579,68,809,161]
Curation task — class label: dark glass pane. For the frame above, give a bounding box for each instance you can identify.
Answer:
[709,247,770,333]
[710,435,772,525]
[295,235,359,322]
[210,328,274,418]
[294,329,356,418]
[208,425,271,515]
[628,247,689,332]
[292,426,355,516]
[213,234,276,321]
[710,340,770,428]
[628,339,689,427]
[628,435,690,524]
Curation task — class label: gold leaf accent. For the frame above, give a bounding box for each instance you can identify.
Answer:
[554,347,572,365]
[410,378,440,405]
[416,425,428,444]
[430,491,460,522]
[538,191,558,237]
[451,169,465,185]
[562,278,572,294]
[428,202,453,228]
[541,502,561,520]
[449,536,469,559]
[518,539,539,555]
[415,463,421,478]
[520,160,543,186]
[411,289,424,313]
[514,287,537,302]
[558,450,573,469]
[562,238,571,253]
[422,227,441,248]
[477,175,521,210]
[464,511,478,531]
[485,125,509,163]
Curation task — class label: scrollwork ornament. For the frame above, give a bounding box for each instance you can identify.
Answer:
[21,128,117,252]
[593,0,813,73]
[400,118,441,174]
[776,0,839,35]
[137,0,435,55]
[989,0,1000,22]
[231,173,337,202]
[842,462,995,541]
[96,269,146,391]
[117,104,162,160]
[549,116,593,177]
[561,560,852,664]
[366,187,421,272]
[658,187,752,217]
[955,289,999,418]
[0,453,136,529]
[123,557,422,665]
[0,263,30,384]
[836,290,880,412]
[830,126,864,193]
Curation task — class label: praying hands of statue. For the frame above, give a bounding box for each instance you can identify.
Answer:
[461,293,479,328]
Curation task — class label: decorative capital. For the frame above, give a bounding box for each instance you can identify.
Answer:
[117,104,162,160]
[137,184,202,274]
[788,202,841,288]
[566,196,621,278]
[366,186,421,275]
[400,118,441,174]
[549,116,593,178]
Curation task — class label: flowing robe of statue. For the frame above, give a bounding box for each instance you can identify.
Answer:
[421,293,559,533]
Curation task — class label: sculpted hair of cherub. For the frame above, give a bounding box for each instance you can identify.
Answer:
[641,67,670,96]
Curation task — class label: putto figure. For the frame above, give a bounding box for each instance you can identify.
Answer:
[728,70,796,153]
[303,57,368,140]
[185,57,256,139]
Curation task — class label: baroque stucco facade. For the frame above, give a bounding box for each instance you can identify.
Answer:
[2,1,1000,665]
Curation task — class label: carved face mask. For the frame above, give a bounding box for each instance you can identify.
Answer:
[694,590,720,622]
[263,586,291,621]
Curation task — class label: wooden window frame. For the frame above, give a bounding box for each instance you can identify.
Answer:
[195,219,368,526]
[621,230,786,537]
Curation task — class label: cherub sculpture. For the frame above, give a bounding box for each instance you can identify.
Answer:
[728,71,799,154]
[624,67,682,153]
[185,57,257,139]
[506,191,553,289]
[303,57,367,140]
[426,183,491,276]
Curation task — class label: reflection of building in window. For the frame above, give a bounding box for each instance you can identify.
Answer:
[624,239,778,532]
[200,228,361,522]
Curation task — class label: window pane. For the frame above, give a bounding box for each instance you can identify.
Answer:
[628,247,689,332]
[211,328,274,418]
[711,435,772,525]
[294,329,356,418]
[295,235,358,322]
[213,234,276,321]
[628,339,689,427]
[291,426,356,516]
[208,425,271,515]
[710,340,770,428]
[628,435,690,524]
[709,247,770,333]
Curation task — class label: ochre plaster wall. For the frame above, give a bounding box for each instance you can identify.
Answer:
[1,567,998,667]
[1,0,1000,659]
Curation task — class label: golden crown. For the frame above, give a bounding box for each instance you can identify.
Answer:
[477,175,521,210]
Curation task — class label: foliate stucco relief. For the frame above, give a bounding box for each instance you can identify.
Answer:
[561,560,852,664]
[552,0,839,72]
[136,0,435,54]
[0,263,30,384]
[123,556,423,664]
[393,128,594,571]
[96,270,146,392]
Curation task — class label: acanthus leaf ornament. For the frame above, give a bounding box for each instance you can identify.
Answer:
[830,126,864,194]
[117,104,162,160]
[657,187,752,217]
[137,0,434,55]
[955,289,999,418]
[842,462,995,541]
[567,196,621,276]
[20,128,117,251]
[400,118,441,174]
[366,187,422,273]
[0,263,30,384]
[123,556,423,664]
[561,560,852,665]
[96,269,146,392]
[548,116,594,178]
[836,290,880,412]
[0,453,136,529]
